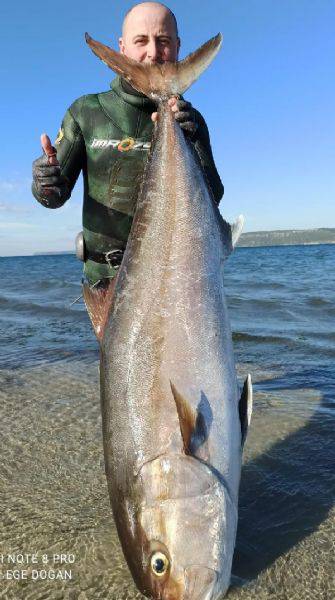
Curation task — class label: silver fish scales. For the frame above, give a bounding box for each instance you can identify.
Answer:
[84,32,252,600]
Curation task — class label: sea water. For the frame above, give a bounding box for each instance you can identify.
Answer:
[0,245,334,599]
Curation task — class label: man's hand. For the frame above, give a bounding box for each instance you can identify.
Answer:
[32,134,70,203]
[152,98,198,137]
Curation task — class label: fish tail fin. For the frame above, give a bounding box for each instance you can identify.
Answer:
[85,32,222,99]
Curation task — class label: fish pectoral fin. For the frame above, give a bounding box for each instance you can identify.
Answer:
[170,381,197,454]
[82,279,116,342]
[239,374,253,447]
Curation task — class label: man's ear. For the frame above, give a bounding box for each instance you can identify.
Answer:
[119,37,125,54]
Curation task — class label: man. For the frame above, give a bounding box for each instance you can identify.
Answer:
[32,2,223,285]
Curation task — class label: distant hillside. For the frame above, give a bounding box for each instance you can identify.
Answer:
[34,250,74,255]
[33,228,335,255]
[237,228,335,247]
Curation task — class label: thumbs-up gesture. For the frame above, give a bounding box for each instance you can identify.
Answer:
[32,132,70,207]
[41,133,59,166]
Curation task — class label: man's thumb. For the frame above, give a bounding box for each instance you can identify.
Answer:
[41,133,59,165]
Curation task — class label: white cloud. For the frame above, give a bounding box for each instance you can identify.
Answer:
[0,177,32,214]
[0,202,29,214]
[0,182,17,192]
[0,174,84,255]
[0,222,36,229]
[0,177,30,192]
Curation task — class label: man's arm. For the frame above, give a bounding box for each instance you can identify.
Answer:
[160,98,224,206]
[191,109,224,206]
[32,107,85,208]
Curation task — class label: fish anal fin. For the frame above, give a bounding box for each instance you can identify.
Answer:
[170,381,197,455]
[83,278,116,341]
[239,374,253,447]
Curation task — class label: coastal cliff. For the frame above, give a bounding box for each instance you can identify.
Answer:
[237,228,335,247]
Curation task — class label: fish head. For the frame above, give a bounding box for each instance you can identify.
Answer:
[120,454,238,599]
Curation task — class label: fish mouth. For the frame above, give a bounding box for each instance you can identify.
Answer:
[158,566,218,600]
[183,565,218,600]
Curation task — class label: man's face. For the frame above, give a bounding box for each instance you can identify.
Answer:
[119,4,180,64]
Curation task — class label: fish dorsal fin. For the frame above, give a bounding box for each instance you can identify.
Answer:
[83,279,116,342]
[239,374,253,447]
[85,32,222,99]
[170,382,197,454]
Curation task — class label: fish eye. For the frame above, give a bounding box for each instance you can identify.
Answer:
[150,551,169,576]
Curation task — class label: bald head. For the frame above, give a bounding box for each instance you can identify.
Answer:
[122,2,178,37]
[119,2,180,64]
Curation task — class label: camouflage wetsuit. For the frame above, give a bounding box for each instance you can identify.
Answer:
[32,77,224,284]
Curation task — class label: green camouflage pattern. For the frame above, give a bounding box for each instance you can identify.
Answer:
[35,77,223,284]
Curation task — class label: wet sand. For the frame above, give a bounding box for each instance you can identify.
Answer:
[0,359,333,599]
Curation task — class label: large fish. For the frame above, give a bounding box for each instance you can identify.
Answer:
[83,32,252,600]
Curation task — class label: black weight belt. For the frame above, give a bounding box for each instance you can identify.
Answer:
[86,249,124,267]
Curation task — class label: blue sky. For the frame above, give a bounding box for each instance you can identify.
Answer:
[1,0,334,255]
